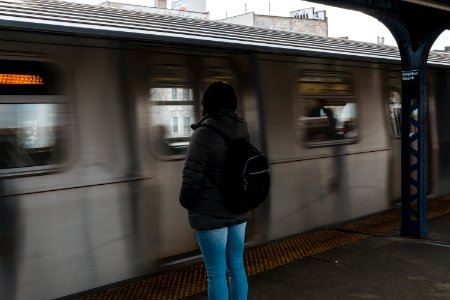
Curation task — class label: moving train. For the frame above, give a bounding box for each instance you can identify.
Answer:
[1,1,450,299]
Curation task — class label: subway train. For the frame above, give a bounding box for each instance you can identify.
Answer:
[1,1,450,299]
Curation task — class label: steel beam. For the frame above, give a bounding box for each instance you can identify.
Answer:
[400,66,428,237]
[311,0,449,237]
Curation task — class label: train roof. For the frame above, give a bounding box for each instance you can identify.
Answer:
[0,0,449,66]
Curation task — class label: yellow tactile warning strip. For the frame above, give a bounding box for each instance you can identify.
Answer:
[337,195,450,234]
[243,229,368,277]
[78,196,450,300]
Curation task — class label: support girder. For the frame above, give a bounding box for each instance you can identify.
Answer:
[311,0,450,237]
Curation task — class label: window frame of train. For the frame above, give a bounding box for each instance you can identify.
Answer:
[148,65,196,160]
[200,66,236,92]
[386,76,402,138]
[148,63,237,160]
[200,65,237,110]
[0,59,67,177]
[296,72,358,147]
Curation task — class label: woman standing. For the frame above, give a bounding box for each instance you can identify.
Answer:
[179,81,250,300]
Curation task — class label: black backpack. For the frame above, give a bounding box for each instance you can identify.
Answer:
[202,124,270,213]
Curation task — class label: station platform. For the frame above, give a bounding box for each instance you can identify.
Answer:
[187,204,450,300]
[76,197,450,300]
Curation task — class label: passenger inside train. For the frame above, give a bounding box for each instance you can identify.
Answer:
[305,98,337,140]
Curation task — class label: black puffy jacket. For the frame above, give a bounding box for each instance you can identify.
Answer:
[179,110,251,230]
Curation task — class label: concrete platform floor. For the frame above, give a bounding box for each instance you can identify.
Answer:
[185,213,450,299]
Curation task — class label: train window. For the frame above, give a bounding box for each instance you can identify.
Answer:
[0,60,65,172]
[149,65,195,158]
[296,72,358,147]
[387,77,402,137]
[0,103,63,169]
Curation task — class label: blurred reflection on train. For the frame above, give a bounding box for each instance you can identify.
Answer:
[0,1,450,299]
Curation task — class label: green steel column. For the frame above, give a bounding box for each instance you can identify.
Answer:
[400,67,428,237]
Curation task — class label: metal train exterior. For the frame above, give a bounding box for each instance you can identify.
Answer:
[0,1,450,299]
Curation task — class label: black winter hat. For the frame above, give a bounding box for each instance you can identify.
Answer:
[202,81,237,114]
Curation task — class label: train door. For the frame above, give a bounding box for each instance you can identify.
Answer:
[385,76,402,202]
[0,57,73,299]
[196,55,267,248]
[429,69,450,196]
[144,55,199,259]
[144,53,243,260]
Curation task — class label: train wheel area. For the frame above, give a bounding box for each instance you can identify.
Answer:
[72,196,450,300]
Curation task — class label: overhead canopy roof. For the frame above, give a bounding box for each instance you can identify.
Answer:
[402,0,450,12]
[311,0,450,23]
[312,0,450,64]
[311,0,450,36]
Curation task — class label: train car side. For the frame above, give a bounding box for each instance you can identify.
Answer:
[1,11,450,300]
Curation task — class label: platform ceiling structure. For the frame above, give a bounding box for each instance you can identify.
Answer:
[312,0,450,58]
[312,0,450,238]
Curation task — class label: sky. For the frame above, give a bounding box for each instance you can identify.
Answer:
[70,0,449,50]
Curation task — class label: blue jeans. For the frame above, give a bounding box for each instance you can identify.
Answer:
[196,222,248,300]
